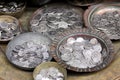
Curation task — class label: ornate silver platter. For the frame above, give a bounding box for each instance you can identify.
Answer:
[50,28,115,72]
[6,32,52,70]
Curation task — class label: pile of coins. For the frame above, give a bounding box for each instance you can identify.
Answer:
[0,21,18,40]
[91,11,120,39]
[59,37,103,68]
[30,4,83,38]
[0,2,24,12]
[0,15,21,41]
[10,41,50,68]
[35,67,64,80]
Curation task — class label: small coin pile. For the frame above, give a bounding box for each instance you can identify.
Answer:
[30,5,83,35]
[10,41,50,68]
[0,2,24,12]
[0,21,18,40]
[35,67,64,80]
[59,37,103,68]
[91,11,120,39]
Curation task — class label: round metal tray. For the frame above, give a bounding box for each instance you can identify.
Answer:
[29,3,84,40]
[6,32,52,70]
[33,62,67,80]
[84,3,120,40]
[0,1,26,18]
[50,28,115,72]
[0,15,22,42]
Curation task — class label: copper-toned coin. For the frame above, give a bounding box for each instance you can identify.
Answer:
[6,32,52,70]
[84,3,120,40]
[50,28,115,72]
[0,15,21,42]
[66,0,103,6]
[33,62,67,80]
[29,4,83,40]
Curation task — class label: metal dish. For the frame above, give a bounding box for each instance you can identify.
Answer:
[50,28,115,72]
[0,15,21,42]
[84,3,120,40]
[0,1,26,18]
[29,3,84,40]
[33,62,67,80]
[6,32,52,70]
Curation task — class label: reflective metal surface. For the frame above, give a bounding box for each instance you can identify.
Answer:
[29,3,83,40]
[84,3,120,40]
[6,32,52,70]
[0,15,21,42]
[50,28,115,72]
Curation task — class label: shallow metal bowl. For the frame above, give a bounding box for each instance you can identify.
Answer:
[33,62,67,80]
[29,3,84,40]
[6,32,52,70]
[84,3,120,40]
[50,28,115,72]
[0,15,21,42]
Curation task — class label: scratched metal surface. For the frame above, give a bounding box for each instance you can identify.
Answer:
[0,8,120,80]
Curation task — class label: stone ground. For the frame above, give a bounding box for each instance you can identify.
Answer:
[0,8,120,80]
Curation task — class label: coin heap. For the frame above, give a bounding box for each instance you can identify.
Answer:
[91,11,120,39]
[10,41,50,68]
[30,5,83,37]
[59,37,103,68]
[0,21,19,40]
[0,2,24,12]
[35,67,64,80]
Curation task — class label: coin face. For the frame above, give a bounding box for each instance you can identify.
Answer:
[50,28,114,72]
[0,15,21,41]
[29,4,83,40]
[84,4,120,40]
[6,32,52,70]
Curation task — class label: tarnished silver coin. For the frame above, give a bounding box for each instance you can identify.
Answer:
[50,28,115,72]
[29,4,83,40]
[84,3,120,40]
[0,15,21,42]
[6,32,52,70]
